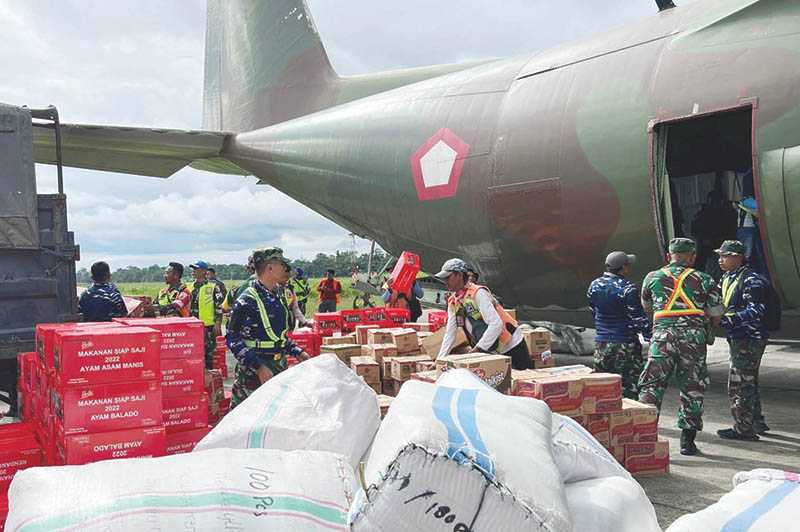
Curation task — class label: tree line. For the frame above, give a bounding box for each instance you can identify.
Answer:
[76,249,394,283]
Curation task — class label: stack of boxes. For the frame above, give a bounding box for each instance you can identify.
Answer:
[0,421,41,523]
[511,364,667,476]
[522,327,555,368]
[213,335,228,378]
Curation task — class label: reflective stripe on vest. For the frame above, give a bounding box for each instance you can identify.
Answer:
[291,278,310,301]
[722,274,742,317]
[447,283,518,351]
[188,282,216,326]
[653,267,706,320]
[242,286,289,350]
[157,287,189,317]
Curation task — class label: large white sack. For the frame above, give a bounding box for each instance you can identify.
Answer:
[196,354,380,469]
[351,380,571,532]
[667,468,800,532]
[566,476,661,532]
[551,413,631,483]
[7,448,356,531]
[436,367,496,391]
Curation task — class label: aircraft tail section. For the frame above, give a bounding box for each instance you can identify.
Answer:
[203,0,338,133]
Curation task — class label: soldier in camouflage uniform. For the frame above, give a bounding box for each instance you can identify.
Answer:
[638,238,724,455]
[587,251,651,399]
[226,248,309,408]
[715,240,770,441]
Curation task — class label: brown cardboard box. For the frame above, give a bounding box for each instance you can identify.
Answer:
[416,359,436,372]
[381,356,401,380]
[355,325,380,345]
[382,379,401,397]
[445,354,512,394]
[404,322,433,333]
[523,327,551,355]
[376,394,393,418]
[417,331,434,341]
[582,373,622,414]
[322,334,357,346]
[325,344,362,365]
[368,328,402,345]
[391,329,420,355]
[623,398,659,442]
[540,364,593,377]
[361,343,398,367]
[366,381,382,394]
[410,370,437,383]
[609,408,635,447]
[436,353,480,374]
[585,413,610,447]
[624,440,669,476]
[350,356,381,384]
[532,351,556,369]
[420,327,468,357]
[511,370,584,416]
[610,445,625,464]
[392,355,432,382]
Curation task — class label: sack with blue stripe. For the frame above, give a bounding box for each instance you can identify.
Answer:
[667,468,800,532]
[350,379,571,532]
[195,354,380,470]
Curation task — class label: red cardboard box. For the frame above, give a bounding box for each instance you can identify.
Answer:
[165,426,211,455]
[55,425,166,465]
[624,440,669,476]
[17,352,37,393]
[428,310,448,331]
[585,414,610,446]
[162,393,209,433]
[313,312,342,337]
[512,371,584,416]
[581,373,623,414]
[114,317,205,359]
[385,308,411,326]
[36,322,124,373]
[52,326,161,387]
[388,251,420,297]
[362,307,388,327]
[609,409,635,447]
[160,357,205,397]
[288,330,322,356]
[52,380,162,435]
[340,309,365,332]
[0,436,41,489]
[624,398,659,442]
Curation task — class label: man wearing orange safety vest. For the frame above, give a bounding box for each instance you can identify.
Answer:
[638,238,724,456]
[434,258,532,370]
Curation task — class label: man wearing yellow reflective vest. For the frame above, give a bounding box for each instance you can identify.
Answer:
[434,258,531,370]
[187,260,225,370]
[638,238,724,456]
[289,268,311,316]
[154,262,191,317]
[226,248,310,408]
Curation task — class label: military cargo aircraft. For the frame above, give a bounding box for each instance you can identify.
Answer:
[32,0,800,333]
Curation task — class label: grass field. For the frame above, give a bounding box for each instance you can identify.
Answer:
[113,279,368,316]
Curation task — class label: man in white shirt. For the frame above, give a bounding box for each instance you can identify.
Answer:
[435,258,531,369]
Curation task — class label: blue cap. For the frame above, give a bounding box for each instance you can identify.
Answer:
[190,260,210,270]
[296,268,305,278]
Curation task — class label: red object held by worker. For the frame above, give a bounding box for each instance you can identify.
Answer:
[389,251,420,297]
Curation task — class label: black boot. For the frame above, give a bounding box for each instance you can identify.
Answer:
[680,429,698,456]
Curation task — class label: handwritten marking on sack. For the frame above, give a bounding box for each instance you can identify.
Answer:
[245,466,276,516]
[404,490,473,532]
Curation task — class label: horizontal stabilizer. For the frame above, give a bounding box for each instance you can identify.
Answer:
[33,124,247,177]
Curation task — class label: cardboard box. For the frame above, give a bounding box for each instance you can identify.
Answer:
[381,356,400,380]
[420,327,468,357]
[114,317,205,359]
[624,440,669,476]
[391,355,431,382]
[288,330,321,357]
[608,408,635,447]
[585,414,610,447]
[362,307,388,326]
[350,356,381,384]
[355,325,380,345]
[0,436,42,490]
[322,334,357,346]
[376,395,393,418]
[313,312,343,336]
[366,381,382,394]
[416,359,435,372]
[444,354,512,393]
[361,343,398,365]
[55,426,166,465]
[367,328,398,345]
[540,364,594,378]
[52,326,161,387]
[386,307,411,326]
[36,322,124,373]
[325,344,363,365]
[582,373,622,414]
[340,309,365,332]
[623,398,659,442]
[512,370,584,416]
[52,380,163,435]
[610,445,625,464]
[410,370,437,383]
[404,322,433,333]
[435,353,479,374]
[382,379,401,397]
[17,352,37,393]
[165,426,211,455]
[162,393,209,434]
[160,357,205,398]
[523,327,551,355]
[391,329,420,355]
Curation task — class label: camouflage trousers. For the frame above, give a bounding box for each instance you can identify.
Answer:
[230,354,288,409]
[593,341,644,399]
[638,328,708,430]
[728,337,767,436]
[203,326,216,370]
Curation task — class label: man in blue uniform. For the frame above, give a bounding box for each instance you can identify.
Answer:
[78,261,127,322]
[227,248,310,408]
[587,251,652,398]
[715,240,770,441]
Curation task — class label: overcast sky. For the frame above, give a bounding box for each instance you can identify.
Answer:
[0,0,661,270]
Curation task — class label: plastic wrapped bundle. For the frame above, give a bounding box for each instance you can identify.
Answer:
[565,476,661,532]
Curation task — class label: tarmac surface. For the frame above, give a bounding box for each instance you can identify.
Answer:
[559,340,800,529]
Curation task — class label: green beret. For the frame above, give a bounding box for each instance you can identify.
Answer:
[668,238,696,253]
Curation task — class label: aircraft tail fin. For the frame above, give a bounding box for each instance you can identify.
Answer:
[203,0,338,133]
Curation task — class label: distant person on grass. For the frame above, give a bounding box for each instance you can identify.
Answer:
[317,269,341,312]
[78,261,127,322]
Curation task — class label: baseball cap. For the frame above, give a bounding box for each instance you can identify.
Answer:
[435,258,470,279]
[189,260,210,270]
[668,238,696,253]
[715,240,746,256]
[605,251,636,270]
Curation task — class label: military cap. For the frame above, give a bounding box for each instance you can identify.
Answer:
[668,238,696,253]
[715,240,746,256]
[252,247,288,265]
[605,251,636,269]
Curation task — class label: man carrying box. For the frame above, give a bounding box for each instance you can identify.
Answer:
[587,251,651,399]
[227,248,310,408]
[434,258,531,370]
